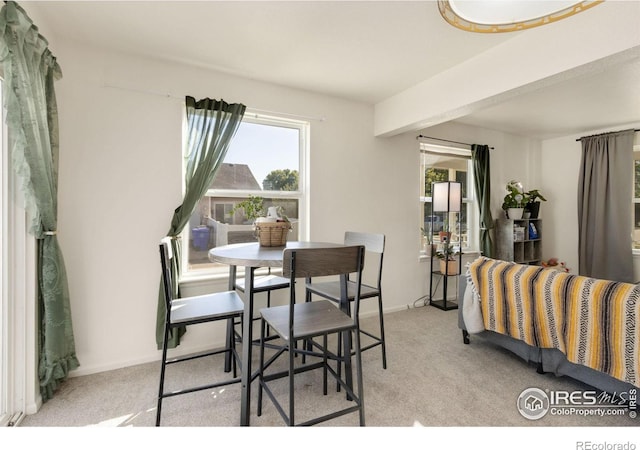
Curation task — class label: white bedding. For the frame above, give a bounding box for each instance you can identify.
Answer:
[462,271,484,334]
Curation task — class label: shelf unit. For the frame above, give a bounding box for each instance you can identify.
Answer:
[428,216,462,311]
[495,217,542,265]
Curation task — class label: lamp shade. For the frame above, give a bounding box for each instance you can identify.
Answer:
[432,181,461,212]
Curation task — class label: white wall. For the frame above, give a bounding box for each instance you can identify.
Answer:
[52,37,427,377]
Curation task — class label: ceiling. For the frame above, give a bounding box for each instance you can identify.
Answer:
[27,1,640,140]
[455,57,640,139]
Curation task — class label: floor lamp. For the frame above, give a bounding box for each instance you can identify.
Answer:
[431,181,462,311]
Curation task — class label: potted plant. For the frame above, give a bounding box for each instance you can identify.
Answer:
[436,243,461,274]
[421,225,436,256]
[501,180,528,220]
[525,189,546,219]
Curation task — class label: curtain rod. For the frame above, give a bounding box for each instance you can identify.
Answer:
[417,134,494,149]
[244,109,326,122]
[102,82,326,122]
[576,129,639,142]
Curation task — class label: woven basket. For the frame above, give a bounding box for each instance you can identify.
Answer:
[254,221,291,247]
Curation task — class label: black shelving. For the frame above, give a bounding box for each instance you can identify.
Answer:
[428,214,462,311]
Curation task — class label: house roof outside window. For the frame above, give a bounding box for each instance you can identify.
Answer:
[210,163,261,190]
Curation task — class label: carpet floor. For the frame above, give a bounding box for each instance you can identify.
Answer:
[13,305,639,447]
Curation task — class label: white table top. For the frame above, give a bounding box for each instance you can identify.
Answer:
[209,241,343,268]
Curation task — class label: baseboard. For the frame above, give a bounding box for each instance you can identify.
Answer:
[25,396,41,416]
[68,342,223,378]
[70,305,402,378]
[68,355,161,378]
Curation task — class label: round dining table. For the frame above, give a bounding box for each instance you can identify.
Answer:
[209,241,345,426]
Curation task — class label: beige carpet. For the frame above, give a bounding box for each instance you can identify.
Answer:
[16,305,638,445]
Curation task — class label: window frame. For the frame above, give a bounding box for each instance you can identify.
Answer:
[1,79,32,425]
[0,79,7,426]
[181,111,310,280]
[419,142,478,257]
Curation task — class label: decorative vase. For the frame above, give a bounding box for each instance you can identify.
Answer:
[425,243,436,256]
[527,202,541,219]
[440,259,459,275]
[438,231,451,244]
[507,208,524,220]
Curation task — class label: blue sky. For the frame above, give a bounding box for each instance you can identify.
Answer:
[224,121,299,185]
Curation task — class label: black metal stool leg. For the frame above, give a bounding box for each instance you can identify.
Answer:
[156,324,170,427]
[377,294,387,369]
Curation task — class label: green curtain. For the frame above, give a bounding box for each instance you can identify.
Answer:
[0,1,79,401]
[471,144,494,257]
[155,96,246,349]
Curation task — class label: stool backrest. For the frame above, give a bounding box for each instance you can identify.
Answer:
[282,245,365,336]
[159,237,175,310]
[282,245,365,280]
[344,231,385,287]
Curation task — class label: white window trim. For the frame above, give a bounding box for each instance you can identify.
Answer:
[0,94,7,426]
[1,96,37,425]
[181,111,310,282]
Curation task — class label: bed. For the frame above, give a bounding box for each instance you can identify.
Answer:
[458,257,639,395]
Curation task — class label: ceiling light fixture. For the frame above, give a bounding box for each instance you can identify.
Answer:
[438,0,603,33]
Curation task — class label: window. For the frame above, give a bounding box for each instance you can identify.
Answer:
[183,112,308,275]
[419,143,477,255]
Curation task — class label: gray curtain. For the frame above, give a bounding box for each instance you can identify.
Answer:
[578,129,635,282]
[155,96,246,349]
[471,144,494,257]
[0,1,79,401]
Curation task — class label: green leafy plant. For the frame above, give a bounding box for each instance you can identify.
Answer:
[436,243,460,261]
[526,189,546,204]
[228,195,264,221]
[421,225,433,245]
[501,180,528,210]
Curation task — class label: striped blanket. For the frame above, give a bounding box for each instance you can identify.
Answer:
[468,257,640,388]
